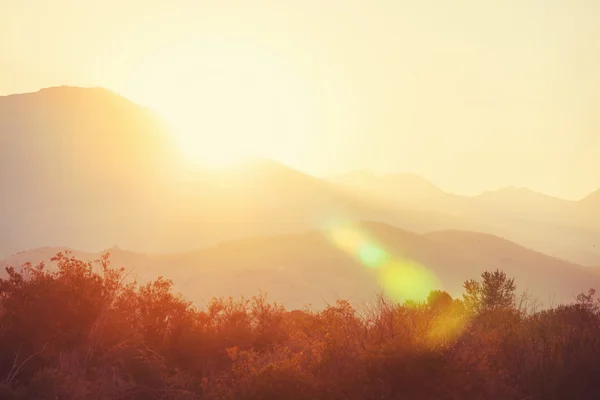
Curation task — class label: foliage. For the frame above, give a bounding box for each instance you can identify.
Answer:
[463,269,517,314]
[1,252,600,399]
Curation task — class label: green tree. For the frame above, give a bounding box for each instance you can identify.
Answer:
[463,269,516,314]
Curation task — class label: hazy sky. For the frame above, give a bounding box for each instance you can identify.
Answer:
[2,0,599,199]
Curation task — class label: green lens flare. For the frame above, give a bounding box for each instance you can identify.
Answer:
[359,244,389,268]
[327,222,441,301]
[379,261,440,302]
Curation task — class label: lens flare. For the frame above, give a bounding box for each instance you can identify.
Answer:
[359,244,389,268]
[326,221,470,348]
[379,261,439,301]
[331,228,364,252]
[327,222,441,302]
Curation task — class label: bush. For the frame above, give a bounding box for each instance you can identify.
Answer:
[1,252,600,399]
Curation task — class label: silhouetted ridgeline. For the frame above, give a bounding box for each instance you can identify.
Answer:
[3,88,600,266]
[1,252,600,399]
[3,221,599,310]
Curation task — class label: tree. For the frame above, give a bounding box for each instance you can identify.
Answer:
[427,290,453,312]
[463,269,516,314]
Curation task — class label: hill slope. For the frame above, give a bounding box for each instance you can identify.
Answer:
[0,87,180,254]
[330,172,600,265]
[3,222,597,309]
[0,87,486,257]
[3,86,598,267]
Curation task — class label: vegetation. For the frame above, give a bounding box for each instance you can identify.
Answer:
[1,252,600,399]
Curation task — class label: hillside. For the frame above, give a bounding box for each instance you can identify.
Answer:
[579,188,600,223]
[2,87,598,267]
[331,171,446,201]
[0,87,485,258]
[3,222,598,309]
[0,87,181,255]
[330,172,600,266]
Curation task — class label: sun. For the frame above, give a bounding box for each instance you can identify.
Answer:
[137,42,315,169]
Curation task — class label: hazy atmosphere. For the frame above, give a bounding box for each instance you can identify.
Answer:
[2,1,600,399]
[3,0,600,198]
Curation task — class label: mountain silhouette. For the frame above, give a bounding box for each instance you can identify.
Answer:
[0,87,485,256]
[332,172,600,265]
[160,158,486,253]
[331,170,447,202]
[2,222,597,309]
[0,87,183,255]
[1,87,599,268]
[580,188,600,210]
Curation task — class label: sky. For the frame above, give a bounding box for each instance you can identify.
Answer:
[2,0,599,199]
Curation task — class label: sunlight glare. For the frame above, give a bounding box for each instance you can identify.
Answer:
[138,41,316,168]
[327,221,442,302]
[379,261,440,302]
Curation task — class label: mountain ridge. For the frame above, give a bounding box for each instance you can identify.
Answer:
[4,86,598,201]
[2,221,597,309]
[1,86,598,267]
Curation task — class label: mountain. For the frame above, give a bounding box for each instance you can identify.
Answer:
[137,158,491,254]
[0,87,489,257]
[2,86,598,268]
[331,170,449,206]
[579,188,600,220]
[470,187,571,215]
[580,188,600,204]
[3,222,598,309]
[331,172,578,220]
[0,87,181,255]
[331,172,600,266]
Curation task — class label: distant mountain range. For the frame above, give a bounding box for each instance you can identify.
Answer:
[2,221,597,309]
[1,86,599,270]
[330,171,600,265]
